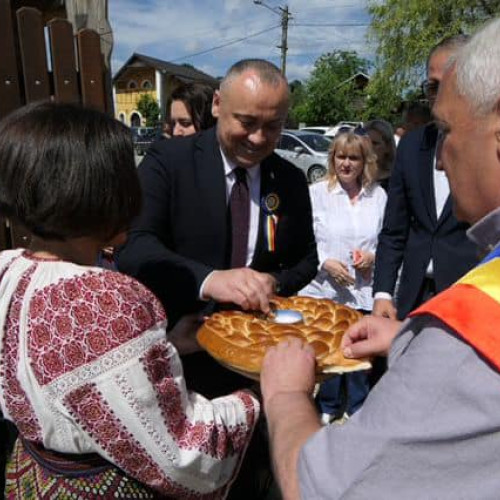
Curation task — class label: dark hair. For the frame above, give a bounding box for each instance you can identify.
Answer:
[404,101,432,128]
[0,101,141,241]
[170,83,216,131]
[364,119,396,169]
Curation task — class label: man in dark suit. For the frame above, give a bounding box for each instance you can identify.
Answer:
[372,35,478,321]
[118,59,317,499]
[117,59,318,394]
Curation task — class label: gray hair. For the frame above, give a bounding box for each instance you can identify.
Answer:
[454,18,500,116]
[427,34,470,70]
[220,59,287,94]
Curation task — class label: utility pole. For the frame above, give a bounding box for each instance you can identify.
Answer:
[253,1,292,77]
[279,5,289,76]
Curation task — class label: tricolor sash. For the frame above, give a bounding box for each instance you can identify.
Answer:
[409,245,500,370]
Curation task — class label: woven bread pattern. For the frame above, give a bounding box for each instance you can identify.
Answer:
[197,296,371,377]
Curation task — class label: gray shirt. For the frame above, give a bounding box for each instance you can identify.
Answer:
[299,316,500,499]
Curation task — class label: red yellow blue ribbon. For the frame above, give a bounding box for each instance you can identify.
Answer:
[266,214,279,252]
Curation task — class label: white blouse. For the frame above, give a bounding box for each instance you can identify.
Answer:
[300,180,387,311]
[0,249,259,499]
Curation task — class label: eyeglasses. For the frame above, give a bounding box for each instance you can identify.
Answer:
[422,79,440,97]
[353,126,368,137]
[334,126,368,138]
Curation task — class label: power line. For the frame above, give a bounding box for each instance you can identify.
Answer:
[292,22,370,27]
[170,24,280,62]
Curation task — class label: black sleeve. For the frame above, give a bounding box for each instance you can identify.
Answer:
[116,142,211,323]
[373,139,411,296]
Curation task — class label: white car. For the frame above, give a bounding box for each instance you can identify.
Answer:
[300,121,364,139]
[275,130,330,183]
[299,126,334,135]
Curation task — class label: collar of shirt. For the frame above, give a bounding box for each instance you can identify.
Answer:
[467,206,500,254]
[220,147,260,194]
[219,147,261,266]
[433,152,449,218]
[330,181,373,199]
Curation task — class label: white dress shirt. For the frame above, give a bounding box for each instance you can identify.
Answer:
[199,150,261,298]
[425,153,450,276]
[300,180,387,311]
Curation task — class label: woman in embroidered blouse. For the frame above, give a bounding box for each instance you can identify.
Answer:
[0,102,259,500]
[300,131,387,421]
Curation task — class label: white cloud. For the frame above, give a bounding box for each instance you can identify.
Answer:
[110,0,373,81]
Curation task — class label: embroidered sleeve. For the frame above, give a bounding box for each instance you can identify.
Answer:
[49,273,260,498]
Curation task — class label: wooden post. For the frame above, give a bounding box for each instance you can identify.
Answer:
[48,18,80,104]
[77,28,105,111]
[0,0,23,118]
[16,7,51,103]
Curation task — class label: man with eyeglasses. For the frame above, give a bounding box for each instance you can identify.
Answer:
[261,18,500,498]
[372,34,478,322]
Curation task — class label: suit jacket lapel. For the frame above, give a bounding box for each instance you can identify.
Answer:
[419,124,439,225]
[252,157,277,265]
[194,128,228,249]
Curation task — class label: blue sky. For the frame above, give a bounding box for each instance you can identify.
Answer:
[109,0,373,82]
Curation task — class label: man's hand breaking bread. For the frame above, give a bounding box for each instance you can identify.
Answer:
[202,268,277,313]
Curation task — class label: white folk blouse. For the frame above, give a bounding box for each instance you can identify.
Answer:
[300,180,387,311]
[0,249,259,499]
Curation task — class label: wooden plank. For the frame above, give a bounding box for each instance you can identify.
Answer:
[17,7,50,103]
[0,0,23,118]
[48,18,79,104]
[77,29,105,111]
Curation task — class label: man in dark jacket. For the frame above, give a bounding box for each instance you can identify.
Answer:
[372,35,478,320]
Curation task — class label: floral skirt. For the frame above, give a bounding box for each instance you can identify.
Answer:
[5,439,160,499]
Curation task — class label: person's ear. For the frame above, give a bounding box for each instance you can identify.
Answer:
[211,90,221,118]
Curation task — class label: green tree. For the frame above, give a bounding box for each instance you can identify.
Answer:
[365,0,500,118]
[291,50,370,125]
[287,79,305,127]
[136,93,160,127]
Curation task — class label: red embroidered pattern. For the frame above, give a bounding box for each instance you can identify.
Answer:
[1,264,43,441]
[28,270,165,385]
[64,383,199,498]
[142,344,255,460]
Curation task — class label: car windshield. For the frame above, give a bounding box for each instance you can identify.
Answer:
[298,134,330,152]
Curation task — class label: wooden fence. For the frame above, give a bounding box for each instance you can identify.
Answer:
[0,0,109,249]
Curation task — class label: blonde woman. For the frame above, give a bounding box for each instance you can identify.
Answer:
[300,130,387,419]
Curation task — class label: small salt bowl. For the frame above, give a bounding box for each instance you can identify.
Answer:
[271,309,304,324]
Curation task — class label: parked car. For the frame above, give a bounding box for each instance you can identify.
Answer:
[275,130,330,183]
[131,126,163,156]
[299,126,333,135]
[324,121,364,139]
[300,121,364,140]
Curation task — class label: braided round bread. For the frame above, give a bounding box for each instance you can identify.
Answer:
[197,296,371,379]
